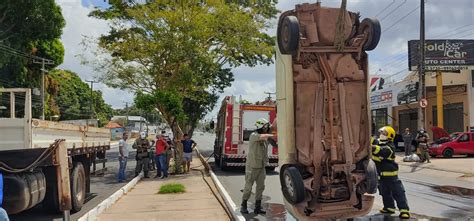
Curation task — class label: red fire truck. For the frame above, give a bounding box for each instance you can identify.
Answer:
[213,96,278,170]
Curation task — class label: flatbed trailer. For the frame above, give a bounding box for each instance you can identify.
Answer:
[0,88,110,215]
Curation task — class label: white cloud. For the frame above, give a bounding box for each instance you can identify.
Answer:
[56,0,133,108]
[55,0,473,117]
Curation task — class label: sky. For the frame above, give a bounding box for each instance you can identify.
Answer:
[55,0,474,120]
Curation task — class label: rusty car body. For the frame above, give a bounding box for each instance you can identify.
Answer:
[275,1,381,219]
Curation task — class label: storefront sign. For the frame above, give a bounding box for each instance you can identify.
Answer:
[408,40,474,71]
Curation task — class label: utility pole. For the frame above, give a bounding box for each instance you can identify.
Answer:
[417,0,426,131]
[125,102,129,133]
[33,58,54,120]
[86,80,97,124]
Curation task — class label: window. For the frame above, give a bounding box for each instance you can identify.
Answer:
[458,134,469,142]
[371,108,388,135]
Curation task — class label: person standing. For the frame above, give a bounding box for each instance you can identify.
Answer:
[402,128,413,156]
[155,134,170,178]
[133,131,151,178]
[240,118,274,215]
[117,132,130,183]
[372,126,410,219]
[181,134,196,173]
[416,129,430,163]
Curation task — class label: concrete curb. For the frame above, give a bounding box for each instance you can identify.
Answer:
[77,173,144,221]
[209,171,246,221]
[194,146,245,221]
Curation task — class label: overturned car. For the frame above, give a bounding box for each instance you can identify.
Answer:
[275,1,381,219]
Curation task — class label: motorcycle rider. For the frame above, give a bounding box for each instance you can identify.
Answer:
[372,126,411,219]
[133,131,151,178]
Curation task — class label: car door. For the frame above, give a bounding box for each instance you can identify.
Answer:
[467,133,474,154]
[455,133,470,154]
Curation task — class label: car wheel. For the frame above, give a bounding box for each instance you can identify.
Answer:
[443,148,453,158]
[277,16,300,55]
[358,18,381,51]
[365,160,378,194]
[430,154,436,158]
[281,166,305,204]
[71,162,86,212]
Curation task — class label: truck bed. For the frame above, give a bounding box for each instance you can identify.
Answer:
[0,118,110,151]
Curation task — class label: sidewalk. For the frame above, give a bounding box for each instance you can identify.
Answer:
[97,158,230,221]
[395,152,474,175]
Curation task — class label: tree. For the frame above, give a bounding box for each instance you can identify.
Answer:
[0,0,65,118]
[47,69,113,126]
[87,0,277,139]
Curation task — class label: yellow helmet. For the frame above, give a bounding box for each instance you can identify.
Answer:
[378,126,396,141]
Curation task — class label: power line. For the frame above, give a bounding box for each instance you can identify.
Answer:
[379,0,408,22]
[374,0,396,18]
[382,6,420,33]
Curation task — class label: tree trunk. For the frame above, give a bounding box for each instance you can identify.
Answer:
[157,106,184,174]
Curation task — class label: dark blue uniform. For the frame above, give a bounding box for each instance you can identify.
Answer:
[372,139,410,217]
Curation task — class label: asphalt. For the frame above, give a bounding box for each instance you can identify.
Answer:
[193,132,474,221]
[9,142,138,221]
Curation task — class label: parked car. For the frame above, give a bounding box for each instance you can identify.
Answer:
[429,132,474,158]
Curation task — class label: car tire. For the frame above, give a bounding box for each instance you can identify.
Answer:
[71,162,86,212]
[358,18,381,51]
[443,148,453,158]
[277,16,300,55]
[365,160,378,194]
[281,166,305,204]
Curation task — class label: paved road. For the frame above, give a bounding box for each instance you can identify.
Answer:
[193,132,474,220]
[10,142,139,221]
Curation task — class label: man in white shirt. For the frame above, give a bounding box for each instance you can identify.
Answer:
[118,132,129,182]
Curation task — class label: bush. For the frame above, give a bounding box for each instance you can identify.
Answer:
[158,183,186,194]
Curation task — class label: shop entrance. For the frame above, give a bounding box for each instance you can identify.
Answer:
[433,103,464,133]
[399,109,418,134]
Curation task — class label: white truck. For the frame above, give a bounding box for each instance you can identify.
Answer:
[0,88,111,215]
[213,96,278,170]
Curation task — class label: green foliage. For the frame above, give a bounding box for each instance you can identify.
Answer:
[48,69,113,126]
[87,0,277,135]
[0,0,66,118]
[158,183,186,194]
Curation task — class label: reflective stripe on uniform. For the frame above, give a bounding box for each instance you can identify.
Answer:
[373,145,381,154]
[381,171,398,176]
[372,155,383,162]
[400,209,410,213]
[387,208,396,212]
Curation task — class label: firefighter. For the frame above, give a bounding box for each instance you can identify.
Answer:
[372,126,410,219]
[416,129,430,163]
[133,131,151,178]
[240,118,275,215]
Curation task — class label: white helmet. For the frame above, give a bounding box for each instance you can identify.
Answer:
[140,131,146,139]
[255,118,269,129]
